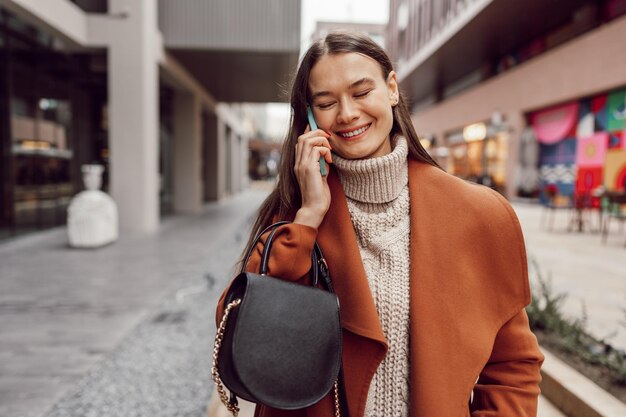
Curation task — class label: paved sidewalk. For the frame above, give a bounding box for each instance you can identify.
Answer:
[0,189,270,417]
[512,202,626,351]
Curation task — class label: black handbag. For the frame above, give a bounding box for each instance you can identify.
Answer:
[211,221,346,416]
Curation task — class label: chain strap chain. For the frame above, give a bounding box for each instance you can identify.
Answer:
[211,298,342,417]
[212,298,242,417]
[333,380,341,417]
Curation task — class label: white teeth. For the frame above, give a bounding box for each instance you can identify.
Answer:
[340,124,370,138]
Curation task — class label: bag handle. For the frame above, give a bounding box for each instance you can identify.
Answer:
[241,221,334,292]
[239,221,290,274]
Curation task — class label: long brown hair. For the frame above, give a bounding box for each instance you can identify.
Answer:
[239,30,439,266]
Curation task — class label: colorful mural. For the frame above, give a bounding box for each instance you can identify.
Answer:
[604,150,626,191]
[530,87,626,202]
[531,102,579,144]
[591,94,608,132]
[608,131,625,149]
[607,90,626,132]
[577,100,594,138]
[576,133,608,167]
[538,138,576,199]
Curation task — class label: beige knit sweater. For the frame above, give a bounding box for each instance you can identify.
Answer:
[332,137,411,417]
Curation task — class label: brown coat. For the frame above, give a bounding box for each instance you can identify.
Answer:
[216,160,544,417]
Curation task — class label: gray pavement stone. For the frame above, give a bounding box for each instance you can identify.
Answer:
[512,202,626,351]
[0,189,269,417]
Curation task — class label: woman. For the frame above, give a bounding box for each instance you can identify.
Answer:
[217,31,543,417]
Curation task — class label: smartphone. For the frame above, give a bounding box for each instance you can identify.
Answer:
[306,106,328,176]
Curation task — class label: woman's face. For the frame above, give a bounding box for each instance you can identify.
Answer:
[308,52,399,160]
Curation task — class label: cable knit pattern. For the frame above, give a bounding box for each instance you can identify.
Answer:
[333,137,411,417]
[332,138,409,204]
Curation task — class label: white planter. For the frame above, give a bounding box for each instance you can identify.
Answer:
[67,164,118,248]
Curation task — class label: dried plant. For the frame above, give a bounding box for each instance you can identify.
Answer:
[527,258,626,385]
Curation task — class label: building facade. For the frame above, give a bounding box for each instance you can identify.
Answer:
[388,0,626,199]
[312,21,386,48]
[0,0,300,238]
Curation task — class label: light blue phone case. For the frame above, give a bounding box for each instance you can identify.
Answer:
[307,106,328,176]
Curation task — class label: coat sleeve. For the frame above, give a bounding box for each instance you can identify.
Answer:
[215,223,318,325]
[470,307,544,417]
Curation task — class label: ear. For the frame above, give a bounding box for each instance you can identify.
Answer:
[386,71,399,106]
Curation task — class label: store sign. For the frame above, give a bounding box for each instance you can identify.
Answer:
[531,102,579,144]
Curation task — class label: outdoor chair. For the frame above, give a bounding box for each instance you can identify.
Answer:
[567,191,596,232]
[540,184,573,231]
[600,191,626,247]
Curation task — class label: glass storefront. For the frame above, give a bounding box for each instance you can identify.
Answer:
[0,8,105,239]
[445,127,509,193]
[159,86,174,216]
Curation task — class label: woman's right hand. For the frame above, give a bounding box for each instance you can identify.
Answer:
[293,126,333,229]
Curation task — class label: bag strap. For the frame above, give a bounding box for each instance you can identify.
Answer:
[240,221,290,274]
[242,221,334,292]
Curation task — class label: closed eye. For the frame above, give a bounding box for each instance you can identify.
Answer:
[317,102,336,110]
[354,89,373,98]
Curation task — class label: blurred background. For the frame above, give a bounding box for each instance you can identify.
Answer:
[1,1,625,417]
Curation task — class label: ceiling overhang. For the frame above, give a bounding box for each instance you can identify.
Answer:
[168,48,299,103]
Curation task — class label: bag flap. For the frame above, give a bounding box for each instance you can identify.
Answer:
[232,273,342,409]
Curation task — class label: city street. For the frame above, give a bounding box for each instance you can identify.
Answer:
[1,1,625,417]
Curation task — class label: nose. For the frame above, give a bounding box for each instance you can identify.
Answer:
[336,99,359,125]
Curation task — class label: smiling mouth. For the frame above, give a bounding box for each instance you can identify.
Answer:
[338,124,371,138]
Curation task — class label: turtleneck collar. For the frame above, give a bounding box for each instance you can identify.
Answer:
[332,137,408,204]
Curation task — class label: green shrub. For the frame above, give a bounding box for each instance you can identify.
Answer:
[526,258,626,385]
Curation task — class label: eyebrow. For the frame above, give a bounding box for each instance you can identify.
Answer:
[310,77,376,101]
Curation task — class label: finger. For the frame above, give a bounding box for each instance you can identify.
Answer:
[319,147,333,164]
[309,146,333,167]
[296,131,331,175]
[295,139,303,172]
[299,135,332,155]
[304,124,311,134]
[299,128,330,141]
[300,138,322,165]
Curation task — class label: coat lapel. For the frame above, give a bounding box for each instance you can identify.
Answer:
[317,169,387,347]
[407,161,509,416]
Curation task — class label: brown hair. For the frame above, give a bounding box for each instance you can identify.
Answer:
[239,30,439,266]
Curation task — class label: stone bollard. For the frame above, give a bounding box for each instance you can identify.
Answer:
[67,164,118,248]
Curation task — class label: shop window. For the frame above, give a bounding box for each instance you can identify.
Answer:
[447,126,509,192]
[11,97,74,232]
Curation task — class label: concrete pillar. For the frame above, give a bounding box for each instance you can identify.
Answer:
[240,135,249,189]
[202,111,220,201]
[505,111,525,200]
[108,0,159,233]
[173,92,202,213]
[217,120,228,198]
[230,132,241,193]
